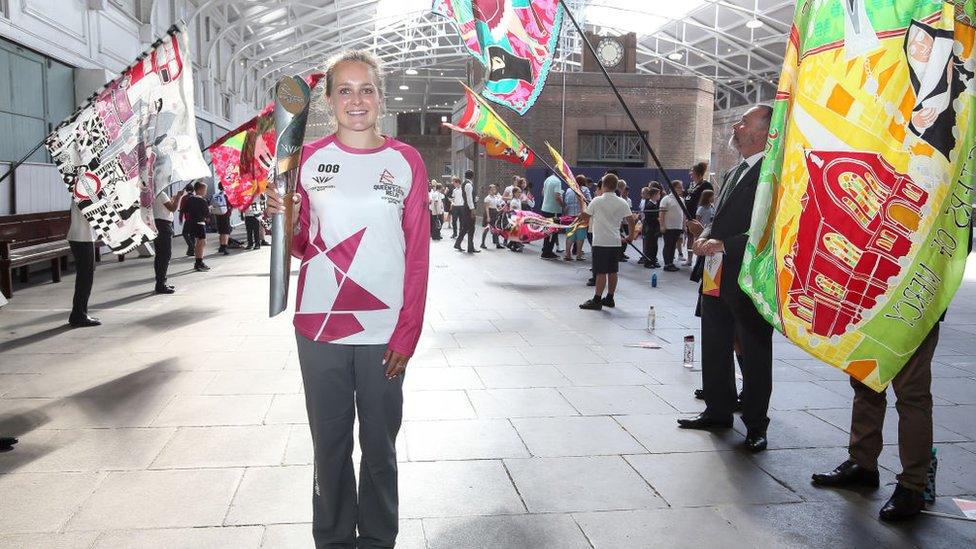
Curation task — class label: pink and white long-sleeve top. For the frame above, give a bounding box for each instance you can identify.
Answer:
[292,135,430,356]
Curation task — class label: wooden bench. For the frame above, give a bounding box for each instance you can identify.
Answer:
[0,211,74,298]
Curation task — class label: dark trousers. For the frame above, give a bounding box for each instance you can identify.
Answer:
[662,229,683,266]
[454,209,475,251]
[244,216,261,247]
[153,219,173,287]
[700,288,773,433]
[450,206,464,237]
[69,241,95,321]
[541,211,559,256]
[642,230,659,265]
[849,324,938,492]
[296,335,403,549]
[430,213,442,240]
[481,209,500,247]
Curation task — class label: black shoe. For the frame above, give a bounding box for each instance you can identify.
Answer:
[0,437,17,453]
[676,413,732,430]
[245,244,253,250]
[622,254,630,260]
[600,295,615,308]
[651,262,662,268]
[496,244,505,249]
[185,249,194,256]
[579,298,603,311]
[643,262,654,269]
[541,253,558,259]
[879,484,925,522]
[68,315,101,328]
[481,244,488,249]
[811,460,880,488]
[585,278,596,287]
[663,264,679,272]
[744,432,768,453]
[467,249,480,253]
[219,247,229,256]
[155,284,176,294]
[194,262,211,272]
[694,388,704,400]
[454,245,462,251]
[261,240,270,246]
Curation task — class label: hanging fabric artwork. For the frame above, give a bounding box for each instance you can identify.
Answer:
[739,1,975,391]
[209,74,323,212]
[432,0,563,115]
[45,25,209,254]
[442,83,535,166]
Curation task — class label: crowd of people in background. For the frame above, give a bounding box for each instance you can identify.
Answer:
[427,160,718,279]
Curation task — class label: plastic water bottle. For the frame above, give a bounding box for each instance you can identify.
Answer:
[924,447,938,503]
[651,273,658,287]
[646,306,656,333]
[683,335,695,369]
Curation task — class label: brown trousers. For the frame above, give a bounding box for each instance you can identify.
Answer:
[849,324,939,492]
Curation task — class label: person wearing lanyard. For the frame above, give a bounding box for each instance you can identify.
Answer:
[211,183,232,255]
[266,50,429,549]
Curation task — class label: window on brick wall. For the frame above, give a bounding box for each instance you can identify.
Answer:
[577,131,647,167]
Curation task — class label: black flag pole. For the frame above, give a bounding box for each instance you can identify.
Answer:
[556,0,693,220]
[0,141,47,185]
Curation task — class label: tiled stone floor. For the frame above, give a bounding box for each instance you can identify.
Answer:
[1,230,975,548]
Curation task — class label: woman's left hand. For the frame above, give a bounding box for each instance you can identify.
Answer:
[384,348,410,380]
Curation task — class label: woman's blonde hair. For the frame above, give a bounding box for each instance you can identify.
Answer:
[324,50,385,97]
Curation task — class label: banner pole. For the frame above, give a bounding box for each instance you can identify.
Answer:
[0,140,47,185]
[556,0,692,220]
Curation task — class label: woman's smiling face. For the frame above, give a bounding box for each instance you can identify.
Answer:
[327,60,381,134]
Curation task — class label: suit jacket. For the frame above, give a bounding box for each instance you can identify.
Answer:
[699,159,763,294]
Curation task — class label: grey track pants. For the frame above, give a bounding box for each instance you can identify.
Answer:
[295,333,404,549]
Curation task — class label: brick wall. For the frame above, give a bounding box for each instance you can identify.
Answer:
[467,71,715,199]
[396,133,453,187]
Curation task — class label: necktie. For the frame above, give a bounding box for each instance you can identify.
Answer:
[717,161,748,210]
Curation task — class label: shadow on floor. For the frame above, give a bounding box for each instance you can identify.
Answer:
[88,291,155,310]
[0,360,180,472]
[133,307,219,329]
[0,325,73,353]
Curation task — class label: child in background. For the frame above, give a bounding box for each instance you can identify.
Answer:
[642,187,662,269]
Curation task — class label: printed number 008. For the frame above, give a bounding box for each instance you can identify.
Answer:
[318,164,340,173]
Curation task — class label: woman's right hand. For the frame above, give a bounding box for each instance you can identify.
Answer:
[265,187,302,229]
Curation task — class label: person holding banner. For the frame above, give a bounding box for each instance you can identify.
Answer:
[152,187,186,294]
[678,105,773,453]
[266,50,429,549]
[67,203,100,328]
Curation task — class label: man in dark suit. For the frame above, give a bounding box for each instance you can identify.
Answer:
[677,105,774,453]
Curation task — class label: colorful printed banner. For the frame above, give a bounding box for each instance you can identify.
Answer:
[45,25,209,254]
[740,1,975,391]
[209,110,274,211]
[432,0,563,115]
[545,141,586,203]
[209,74,323,212]
[442,83,535,166]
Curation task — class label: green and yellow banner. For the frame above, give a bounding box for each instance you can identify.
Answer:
[741,1,975,391]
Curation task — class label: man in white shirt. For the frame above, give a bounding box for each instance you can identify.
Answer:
[152,186,185,294]
[453,170,479,253]
[449,177,464,238]
[578,174,637,311]
[66,202,100,327]
[659,181,687,271]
